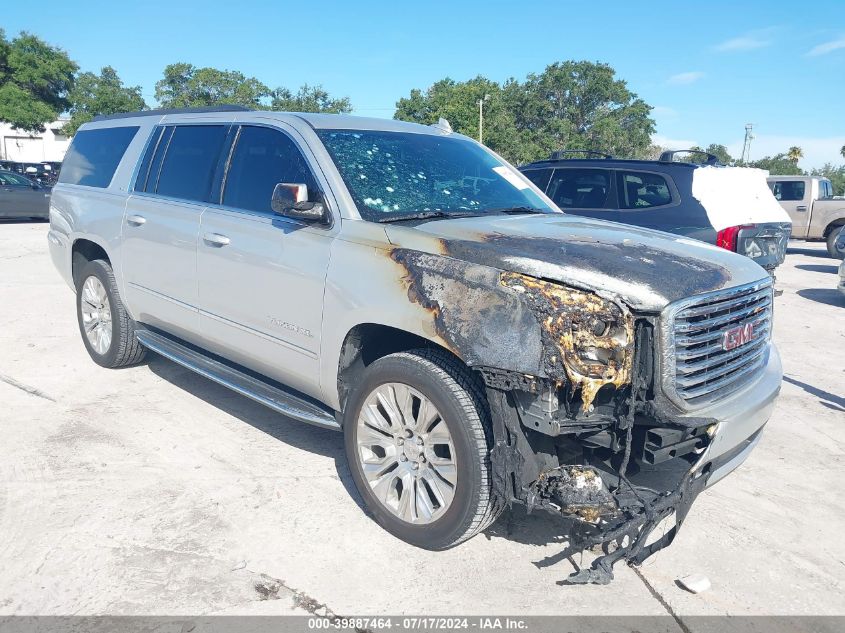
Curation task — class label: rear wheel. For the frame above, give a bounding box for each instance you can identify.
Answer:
[827,226,845,259]
[75,259,146,368]
[343,349,502,550]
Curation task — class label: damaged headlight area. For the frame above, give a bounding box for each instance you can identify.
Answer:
[479,277,718,586]
[499,272,634,413]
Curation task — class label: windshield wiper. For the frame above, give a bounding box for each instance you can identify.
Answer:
[483,206,550,215]
[376,210,484,223]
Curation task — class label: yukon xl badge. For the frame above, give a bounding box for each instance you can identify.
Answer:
[722,322,754,351]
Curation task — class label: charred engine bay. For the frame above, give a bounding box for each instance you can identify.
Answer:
[390,246,717,584]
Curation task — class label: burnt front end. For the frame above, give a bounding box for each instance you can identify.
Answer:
[389,243,781,584]
[483,277,779,583]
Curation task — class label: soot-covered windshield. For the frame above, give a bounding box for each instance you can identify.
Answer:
[317,129,557,222]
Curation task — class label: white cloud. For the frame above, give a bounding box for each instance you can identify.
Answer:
[806,36,845,57]
[652,134,699,151]
[725,135,845,170]
[666,72,704,85]
[652,106,678,119]
[714,29,774,52]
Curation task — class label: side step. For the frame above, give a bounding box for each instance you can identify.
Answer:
[135,329,340,431]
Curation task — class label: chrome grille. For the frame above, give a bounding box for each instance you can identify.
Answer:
[663,279,773,408]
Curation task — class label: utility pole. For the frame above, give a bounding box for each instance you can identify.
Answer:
[477,94,490,144]
[741,123,754,165]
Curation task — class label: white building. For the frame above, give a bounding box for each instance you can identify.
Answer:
[0,118,71,162]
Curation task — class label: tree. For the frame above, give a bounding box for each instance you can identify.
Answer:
[64,66,146,136]
[811,163,845,196]
[271,83,351,113]
[155,63,271,108]
[840,144,844,160]
[748,153,805,176]
[393,61,655,165]
[0,30,77,132]
[682,143,735,165]
[787,146,803,164]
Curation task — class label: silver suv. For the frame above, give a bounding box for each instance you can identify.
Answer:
[48,106,782,584]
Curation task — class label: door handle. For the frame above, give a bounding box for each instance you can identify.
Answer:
[796,205,808,211]
[126,214,147,226]
[203,232,231,247]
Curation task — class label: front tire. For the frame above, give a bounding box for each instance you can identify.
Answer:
[344,349,502,550]
[75,259,146,368]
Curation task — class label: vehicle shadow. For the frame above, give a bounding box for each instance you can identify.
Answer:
[0,218,48,224]
[144,355,367,509]
[782,375,845,413]
[795,264,839,274]
[786,246,830,258]
[796,288,845,307]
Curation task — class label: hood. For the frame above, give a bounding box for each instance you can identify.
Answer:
[385,214,769,312]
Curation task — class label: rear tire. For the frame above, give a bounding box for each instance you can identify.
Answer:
[75,259,147,368]
[343,349,502,550]
[827,227,845,259]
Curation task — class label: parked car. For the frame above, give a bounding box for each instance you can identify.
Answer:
[519,150,792,277]
[48,107,782,584]
[767,175,845,258]
[0,169,51,220]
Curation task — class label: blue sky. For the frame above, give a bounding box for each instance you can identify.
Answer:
[3,0,843,167]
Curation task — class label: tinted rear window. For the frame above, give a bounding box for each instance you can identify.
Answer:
[770,180,805,202]
[155,125,228,203]
[548,168,612,208]
[58,126,139,188]
[618,171,672,209]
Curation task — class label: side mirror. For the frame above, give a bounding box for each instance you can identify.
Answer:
[271,183,328,223]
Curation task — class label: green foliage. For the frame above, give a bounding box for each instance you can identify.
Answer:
[394,61,656,165]
[787,146,803,163]
[155,63,271,108]
[811,163,845,196]
[748,153,805,175]
[271,83,351,113]
[0,30,77,132]
[64,66,146,136]
[678,144,735,165]
[155,63,352,114]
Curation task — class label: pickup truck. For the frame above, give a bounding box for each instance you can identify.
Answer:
[767,175,845,258]
[48,107,783,585]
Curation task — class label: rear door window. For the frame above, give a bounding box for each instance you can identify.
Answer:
[58,126,139,188]
[222,125,319,213]
[770,180,805,201]
[547,168,612,208]
[617,171,673,209]
[521,168,553,192]
[155,125,229,203]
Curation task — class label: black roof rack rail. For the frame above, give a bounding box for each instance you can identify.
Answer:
[549,149,614,160]
[92,105,252,122]
[659,149,720,165]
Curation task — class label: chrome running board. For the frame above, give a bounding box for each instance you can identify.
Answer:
[135,329,340,430]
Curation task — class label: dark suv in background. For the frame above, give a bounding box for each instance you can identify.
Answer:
[520,150,792,276]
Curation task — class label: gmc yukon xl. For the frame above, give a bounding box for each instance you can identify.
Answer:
[48,106,782,584]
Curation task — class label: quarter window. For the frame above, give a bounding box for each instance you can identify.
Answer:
[58,126,139,188]
[547,169,612,209]
[770,180,805,202]
[155,125,229,203]
[223,126,319,213]
[617,171,672,209]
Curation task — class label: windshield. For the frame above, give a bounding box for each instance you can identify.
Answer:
[316,129,557,221]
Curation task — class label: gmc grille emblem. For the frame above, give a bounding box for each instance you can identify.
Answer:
[722,322,754,351]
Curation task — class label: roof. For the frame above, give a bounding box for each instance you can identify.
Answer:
[91,106,448,136]
[520,156,701,170]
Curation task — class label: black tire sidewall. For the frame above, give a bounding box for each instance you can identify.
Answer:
[343,353,485,550]
[75,260,120,368]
